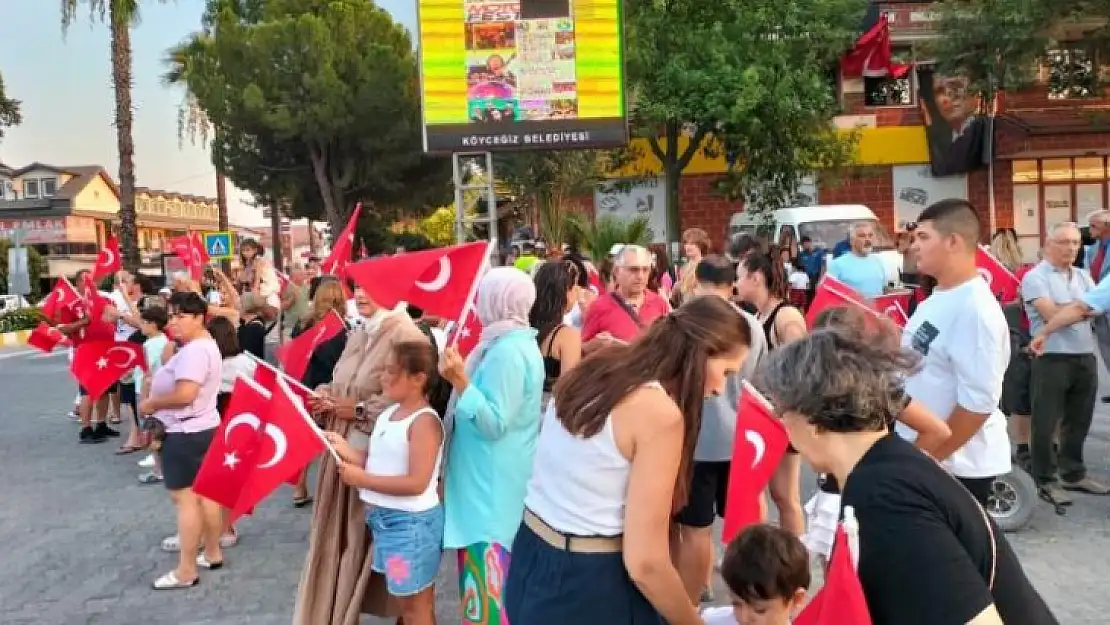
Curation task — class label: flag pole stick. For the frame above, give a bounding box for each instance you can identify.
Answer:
[448,241,492,349]
[244,351,318,397]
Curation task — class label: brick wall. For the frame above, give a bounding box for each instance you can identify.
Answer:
[675,175,743,251]
[819,167,895,227]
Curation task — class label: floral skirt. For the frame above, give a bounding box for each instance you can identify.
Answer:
[458,542,511,624]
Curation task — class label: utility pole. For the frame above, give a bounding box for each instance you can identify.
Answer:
[216,171,230,272]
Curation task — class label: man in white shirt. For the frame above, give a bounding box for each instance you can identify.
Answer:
[897,199,1012,505]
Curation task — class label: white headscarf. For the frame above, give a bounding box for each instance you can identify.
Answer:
[468,266,536,375]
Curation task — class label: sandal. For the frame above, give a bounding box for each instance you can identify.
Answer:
[293,496,314,508]
[152,571,198,590]
[196,554,224,570]
[115,445,142,455]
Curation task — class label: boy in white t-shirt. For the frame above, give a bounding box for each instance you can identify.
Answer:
[897,199,1012,505]
[705,524,810,625]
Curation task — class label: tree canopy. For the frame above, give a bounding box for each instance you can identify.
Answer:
[929,0,1110,96]
[624,0,866,238]
[0,71,21,141]
[170,0,451,236]
[494,150,606,248]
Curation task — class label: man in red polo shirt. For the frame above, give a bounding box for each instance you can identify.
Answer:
[582,244,671,352]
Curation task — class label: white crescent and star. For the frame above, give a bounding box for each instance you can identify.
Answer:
[223,412,289,470]
[415,257,452,292]
[977,267,993,284]
[745,430,766,468]
[101,248,116,268]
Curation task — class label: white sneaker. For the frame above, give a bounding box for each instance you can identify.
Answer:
[138,454,155,468]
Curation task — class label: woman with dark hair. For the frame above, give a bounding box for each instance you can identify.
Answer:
[238,239,280,321]
[758,330,1057,625]
[648,243,675,299]
[734,247,806,537]
[138,291,225,589]
[530,261,584,397]
[505,295,751,625]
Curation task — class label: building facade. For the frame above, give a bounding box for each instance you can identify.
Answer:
[0,162,229,279]
[595,1,1110,261]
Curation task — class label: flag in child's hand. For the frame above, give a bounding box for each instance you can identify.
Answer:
[722,381,791,541]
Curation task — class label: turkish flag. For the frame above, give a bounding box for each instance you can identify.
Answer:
[805,276,875,328]
[448,305,482,358]
[190,231,211,265]
[348,241,488,320]
[41,277,83,323]
[28,322,69,353]
[586,264,606,295]
[70,340,147,399]
[842,15,909,79]
[193,375,326,521]
[976,246,1020,304]
[170,235,206,280]
[794,525,872,625]
[92,236,121,281]
[321,203,363,278]
[872,291,911,328]
[276,310,346,382]
[722,381,791,542]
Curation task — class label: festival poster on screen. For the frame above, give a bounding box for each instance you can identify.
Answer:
[418,0,627,152]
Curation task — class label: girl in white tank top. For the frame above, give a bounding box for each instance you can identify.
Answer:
[322,341,445,615]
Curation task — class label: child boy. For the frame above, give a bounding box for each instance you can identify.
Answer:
[703,524,811,625]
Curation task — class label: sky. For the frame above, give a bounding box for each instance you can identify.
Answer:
[0,0,418,228]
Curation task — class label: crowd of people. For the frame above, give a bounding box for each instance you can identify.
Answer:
[47,198,1075,625]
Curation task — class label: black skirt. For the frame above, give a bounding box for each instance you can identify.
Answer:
[161,428,216,491]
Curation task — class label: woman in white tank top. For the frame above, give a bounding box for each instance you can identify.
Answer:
[504,295,753,625]
[323,341,445,623]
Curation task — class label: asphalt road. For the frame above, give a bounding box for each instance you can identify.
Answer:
[1,345,1107,624]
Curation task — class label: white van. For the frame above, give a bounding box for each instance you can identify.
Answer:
[727,204,903,283]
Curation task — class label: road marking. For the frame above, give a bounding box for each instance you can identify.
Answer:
[0,349,65,362]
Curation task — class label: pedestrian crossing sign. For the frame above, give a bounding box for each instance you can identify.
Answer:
[204,231,234,260]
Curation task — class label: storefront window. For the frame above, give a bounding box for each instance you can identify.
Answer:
[1041,159,1073,182]
[1012,160,1039,182]
[1074,157,1106,180]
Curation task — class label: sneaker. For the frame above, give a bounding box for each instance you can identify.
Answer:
[1039,483,1073,506]
[79,426,106,444]
[94,422,120,438]
[138,472,163,485]
[138,454,156,469]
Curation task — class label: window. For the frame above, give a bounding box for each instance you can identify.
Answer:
[864,46,914,107]
[23,179,39,198]
[40,177,57,197]
[1046,48,1097,100]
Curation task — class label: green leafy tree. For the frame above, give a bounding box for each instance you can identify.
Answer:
[60,0,168,271]
[0,239,47,300]
[495,150,606,249]
[564,214,651,260]
[625,0,865,239]
[929,0,1110,99]
[171,0,451,240]
[0,71,22,140]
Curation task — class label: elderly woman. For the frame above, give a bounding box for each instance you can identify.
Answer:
[437,267,545,624]
[758,329,1057,625]
[294,287,428,625]
[138,291,225,589]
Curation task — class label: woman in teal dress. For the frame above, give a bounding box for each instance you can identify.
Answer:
[438,267,545,625]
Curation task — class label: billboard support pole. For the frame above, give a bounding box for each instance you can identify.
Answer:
[452,152,498,261]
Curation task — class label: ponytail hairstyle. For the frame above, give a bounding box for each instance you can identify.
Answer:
[553,294,752,509]
[739,245,789,300]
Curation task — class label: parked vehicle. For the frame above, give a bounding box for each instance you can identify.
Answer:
[728,204,902,283]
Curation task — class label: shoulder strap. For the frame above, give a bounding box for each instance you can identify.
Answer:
[610,292,645,328]
[544,324,565,356]
[943,466,998,591]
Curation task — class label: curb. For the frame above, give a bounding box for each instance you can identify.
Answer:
[0,329,32,347]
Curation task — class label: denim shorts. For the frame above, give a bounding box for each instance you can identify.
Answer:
[366,504,444,597]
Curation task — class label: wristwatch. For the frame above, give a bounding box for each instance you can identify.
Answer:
[353,401,367,421]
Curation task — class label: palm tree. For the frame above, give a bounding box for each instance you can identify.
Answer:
[60,0,167,271]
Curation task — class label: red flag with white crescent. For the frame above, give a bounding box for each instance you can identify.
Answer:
[92,236,121,281]
[347,241,488,320]
[722,381,790,542]
[70,340,147,399]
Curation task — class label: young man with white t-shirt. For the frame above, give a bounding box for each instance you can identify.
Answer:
[896,198,1012,505]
